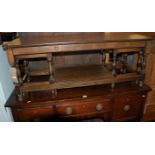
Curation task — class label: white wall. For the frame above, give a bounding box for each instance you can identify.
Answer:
[0,45,14,122]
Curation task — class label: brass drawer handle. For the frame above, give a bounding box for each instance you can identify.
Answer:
[96,103,103,111]
[82,95,88,99]
[142,95,146,98]
[123,105,131,112]
[65,107,73,115]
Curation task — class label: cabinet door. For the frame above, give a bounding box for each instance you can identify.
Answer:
[112,93,146,121]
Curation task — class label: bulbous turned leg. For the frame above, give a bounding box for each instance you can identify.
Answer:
[112,52,117,77]
[136,49,145,87]
[16,60,23,84]
[15,60,24,101]
[24,60,31,82]
[123,54,128,73]
[48,53,55,84]
[101,49,106,66]
[120,54,124,73]
[111,51,117,89]
[120,53,128,74]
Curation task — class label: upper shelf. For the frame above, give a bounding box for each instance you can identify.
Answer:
[5,32,154,48]
[20,64,140,92]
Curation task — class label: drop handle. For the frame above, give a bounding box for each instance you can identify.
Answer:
[123,105,131,112]
[65,107,73,115]
[96,103,103,111]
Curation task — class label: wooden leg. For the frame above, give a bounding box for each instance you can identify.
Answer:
[15,60,23,100]
[123,54,128,73]
[24,60,31,82]
[139,49,147,87]
[101,50,106,66]
[15,86,23,101]
[143,51,147,74]
[120,54,124,73]
[112,51,117,77]
[137,49,144,87]
[16,60,23,84]
[112,51,117,88]
[47,53,55,83]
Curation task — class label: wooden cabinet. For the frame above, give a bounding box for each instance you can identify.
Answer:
[4,32,153,101]
[4,32,153,122]
[6,82,150,122]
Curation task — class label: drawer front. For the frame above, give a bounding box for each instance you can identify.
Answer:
[112,93,146,121]
[56,112,110,122]
[56,97,112,118]
[14,106,54,122]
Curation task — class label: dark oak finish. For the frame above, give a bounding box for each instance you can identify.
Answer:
[4,32,153,100]
[4,32,154,121]
[6,33,152,48]
[5,82,151,122]
[5,33,153,65]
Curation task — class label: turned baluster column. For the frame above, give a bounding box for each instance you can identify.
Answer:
[47,53,55,83]
[137,48,144,87]
[120,54,124,73]
[141,49,147,85]
[142,50,147,74]
[101,49,106,66]
[15,59,23,101]
[123,54,128,73]
[24,60,31,82]
[16,60,22,84]
[111,50,117,88]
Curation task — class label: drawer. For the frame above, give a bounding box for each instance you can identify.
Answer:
[56,112,110,122]
[56,97,112,118]
[112,93,146,121]
[13,106,54,122]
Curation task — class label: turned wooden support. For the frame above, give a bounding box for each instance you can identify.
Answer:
[142,51,147,74]
[137,49,143,74]
[137,48,145,87]
[24,60,30,82]
[15,60,24,101]
[101,49,106,66]
[112,51,117,77]
[122,54,128,73]
[111,50,117,88]
[15,60,23,85]
[47,53,55,83]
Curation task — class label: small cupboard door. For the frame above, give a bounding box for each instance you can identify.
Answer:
[112,93,146,121]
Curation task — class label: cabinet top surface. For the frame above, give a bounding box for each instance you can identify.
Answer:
[5,82,151,108]
[5,32,153,48]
